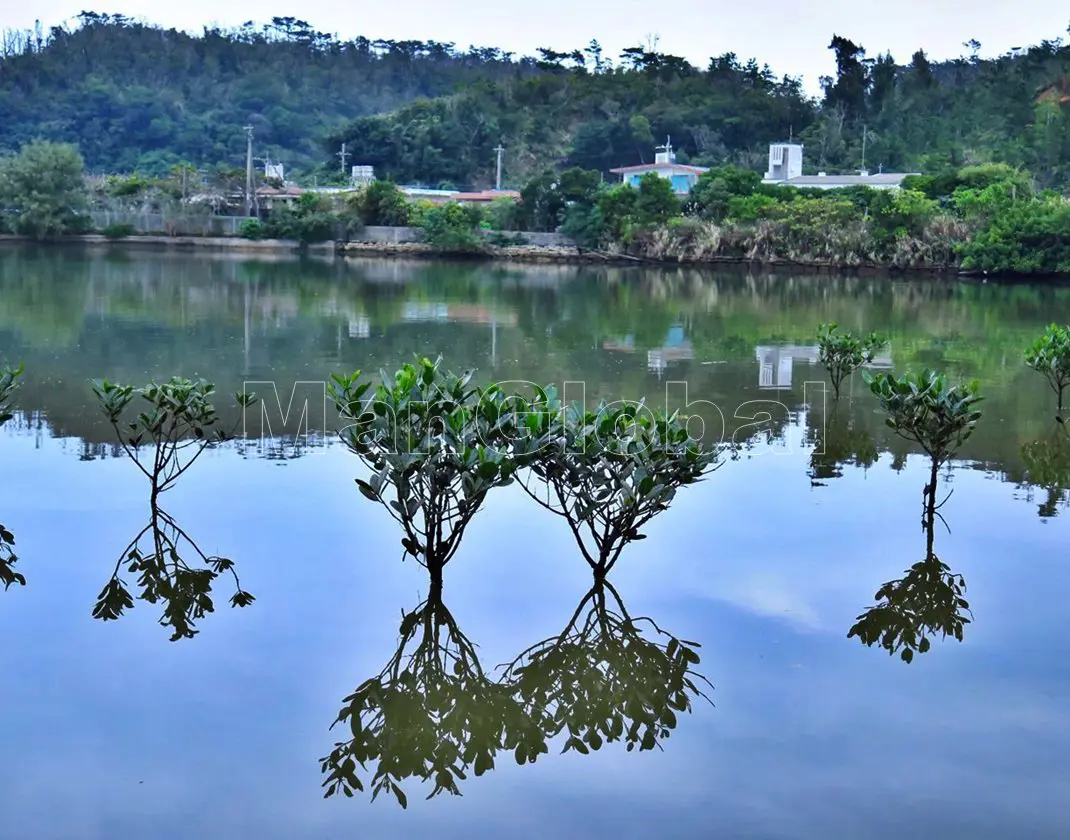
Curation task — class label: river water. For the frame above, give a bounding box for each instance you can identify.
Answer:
[1,245,1068,839]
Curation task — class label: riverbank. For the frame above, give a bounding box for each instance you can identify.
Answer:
[0,233,336,255]
[1,232,1059,279]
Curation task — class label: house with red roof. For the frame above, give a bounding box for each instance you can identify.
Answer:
[609,139,709,195]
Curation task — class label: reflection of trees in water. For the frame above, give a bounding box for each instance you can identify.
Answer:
[0,363,24,589]
[503,577,710,756]
[91,378,256,639]
[320,575,539,806]
[320,563,712,807]
[848,473,972,662]
[848,371,980,663]
[95,501,253,640]
[806,402,878,482]
[1018,424,1070,518]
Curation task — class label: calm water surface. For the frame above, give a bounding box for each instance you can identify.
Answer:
[1,245,1069,839]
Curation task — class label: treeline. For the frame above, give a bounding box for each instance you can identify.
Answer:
[0,12,532,173]
[5,13,1070,189]
[331,32,1070,188]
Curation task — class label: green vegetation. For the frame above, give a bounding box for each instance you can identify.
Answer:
[4,14,1070,192]
[1024,323,1070,412]
[850,369,983,662]
[1,15,1070,270]
[238,218,267,240]
[865,370,983,468]
[346,180,411,226]
[0,362,24,590]
[332,32,1070,192]
[0,13,529,174]
[817,323,885,399]
[0,140,88,238]
[261,192,349,244]
[101,222,135,239]
[420,202,486,253]
[91,377,258,640]
[322,357,717,804]
[513,393,719,577]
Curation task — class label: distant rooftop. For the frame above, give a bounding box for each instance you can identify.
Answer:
[780,173,919,187]
[609,161,709,175]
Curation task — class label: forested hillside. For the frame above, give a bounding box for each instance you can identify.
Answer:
[332,33,1070,188]
[0,12,532,173]
[3,13,1070,190]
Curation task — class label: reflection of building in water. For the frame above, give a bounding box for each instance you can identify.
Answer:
[399,302,517,368]
[603,336,636,353]
[348,315,370,339]
[648,325,693,377]
[755,344,893,389]
[603,325,693,377]
[400,302,517,327]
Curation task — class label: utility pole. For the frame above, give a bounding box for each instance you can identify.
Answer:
[494,144,505,192]
[861,124,867,174]
[244,125,255,217]
[336,142,350,177]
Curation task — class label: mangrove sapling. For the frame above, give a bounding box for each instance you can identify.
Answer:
[327,357,523,583]
[320,581,542,806]
[865,368,983,501]
[501,576,711,757]
[849,369,982,662]
[92,377,258,640]
[817,322,886,400]
[0,363,25,589]
[1024,323,1070,414]
[515,399,719,578]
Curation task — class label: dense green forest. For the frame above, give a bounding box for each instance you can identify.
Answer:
[334,33,1070,188]
[3,13,1070,188]
[0,12,533,174]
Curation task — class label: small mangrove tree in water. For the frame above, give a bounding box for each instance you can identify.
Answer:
[322,359,718,805]
[92,377,258,640]
[1025,323,1070,414]
[514,396,720,578]
[850,370,982,661]
[817,322,885,400]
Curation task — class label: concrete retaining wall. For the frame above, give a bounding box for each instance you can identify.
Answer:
[87,214,576,248]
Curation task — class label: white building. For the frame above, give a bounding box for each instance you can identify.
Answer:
[762,143,919,190]
[609,138,709,195]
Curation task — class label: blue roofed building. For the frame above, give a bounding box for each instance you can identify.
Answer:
[609,138,709,196]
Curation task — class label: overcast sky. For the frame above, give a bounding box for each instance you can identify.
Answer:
[4,0,1069,94]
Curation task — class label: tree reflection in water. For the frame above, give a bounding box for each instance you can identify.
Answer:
[91,377,257,639]
[94,500,254,640]
[806,402,878,484]
[320,575,543,807]
[0,363,24,589]
[320,570,712,807]
[848,370,981,662]
[1019,423,1070,518]
[847,469,972,662]
[503,577,711,757]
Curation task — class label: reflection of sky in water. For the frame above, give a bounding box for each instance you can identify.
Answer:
[1,418,1068,840]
